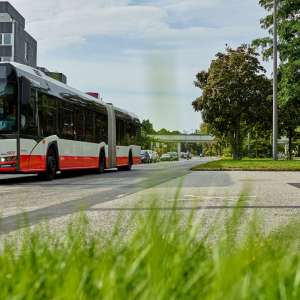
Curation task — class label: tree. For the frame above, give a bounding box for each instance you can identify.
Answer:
[157,128,181,135]
[253,0,300,159]
[199,123,210,135]
[137,120,156,149]
[192,45,272,160]
[141,119,156,135]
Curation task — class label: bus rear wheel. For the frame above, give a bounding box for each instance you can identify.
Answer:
[118,153,133,171]
[38,149,57,181]
[98,154,105,174]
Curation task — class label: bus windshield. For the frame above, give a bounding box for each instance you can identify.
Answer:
[0,80,17,134]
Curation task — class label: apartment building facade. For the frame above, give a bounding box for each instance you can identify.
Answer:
[0,1,37,67]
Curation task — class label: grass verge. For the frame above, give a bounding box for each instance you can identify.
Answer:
[192,158,300,171]
[1,198,300,299]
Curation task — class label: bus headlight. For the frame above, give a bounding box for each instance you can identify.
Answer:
[0,156,17,163]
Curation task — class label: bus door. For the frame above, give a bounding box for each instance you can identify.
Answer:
[106,104,116,168]
[16,76,31,170]
[17,76,41,171]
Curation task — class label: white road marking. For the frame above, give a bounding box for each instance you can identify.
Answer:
[173,195,257,202]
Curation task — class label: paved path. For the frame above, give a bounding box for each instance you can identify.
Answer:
[0,158,211,234]
[0,158,299,236]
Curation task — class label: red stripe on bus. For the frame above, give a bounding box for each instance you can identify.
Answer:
[0,155,141,173]
[60,156,99,169]
[133,157,141,164]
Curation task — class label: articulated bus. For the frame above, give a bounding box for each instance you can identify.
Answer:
[0,63,141,180]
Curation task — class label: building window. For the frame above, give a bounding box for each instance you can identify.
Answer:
[2,33,12,45]
[25,41,29,62]
[0,33,12,45]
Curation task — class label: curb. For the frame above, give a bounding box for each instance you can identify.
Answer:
[191,168,300,172]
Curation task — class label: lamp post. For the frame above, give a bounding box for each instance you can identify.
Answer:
[273,0,278,160]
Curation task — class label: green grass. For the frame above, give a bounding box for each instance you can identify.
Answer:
[1,199,300,299]
[192,158,300,171]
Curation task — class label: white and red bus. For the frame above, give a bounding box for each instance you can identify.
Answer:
[0,63,141,180]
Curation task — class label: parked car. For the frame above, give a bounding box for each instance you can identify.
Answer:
[146,150,153,162]
[170,152,179,161]
[141,150,160,163]
[181,152,187,159]
[160,153,172,161]
[146,150,155,163]
[140,150,151,163]
[186,151,192,160]
[152,151,160,163]
[181,152,192,159]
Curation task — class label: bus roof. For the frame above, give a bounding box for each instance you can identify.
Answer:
[2,62,140,121]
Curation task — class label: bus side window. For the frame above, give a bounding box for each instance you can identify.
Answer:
[62,108,74,139]
[95,112,108,144]
[75,110,85,141]
[21,88,38,136]
[38,93,58,137]
[116,117,123,145]
[85,110,95,143]
[123,120,131,146]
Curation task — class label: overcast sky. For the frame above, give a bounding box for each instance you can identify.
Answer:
[11,0,267,132]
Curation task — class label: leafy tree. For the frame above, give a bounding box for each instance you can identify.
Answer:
[247,125,272,158]
[253,0,300,159]
[141,119,156,135]
[157,128,181,135]
[137,120,156,149]
[199,123,210,135]
[192,45,272,160]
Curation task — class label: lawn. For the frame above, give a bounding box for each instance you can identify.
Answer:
[1,202,300,299]
[192,158,300,171]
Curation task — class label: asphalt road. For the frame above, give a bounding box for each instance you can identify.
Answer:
[0,158,211,235]
[0,158,300,236]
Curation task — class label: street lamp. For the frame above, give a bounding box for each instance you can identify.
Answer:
[273,0,278,160]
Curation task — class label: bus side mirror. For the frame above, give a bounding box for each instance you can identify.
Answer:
[20,76,31,105]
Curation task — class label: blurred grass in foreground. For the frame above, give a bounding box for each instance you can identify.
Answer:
[1,197,300,299]
[192,159,300,171]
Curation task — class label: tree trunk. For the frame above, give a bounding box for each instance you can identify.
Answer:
[231,121,242,160]
[255,132,258,158]
[288,128,293,160]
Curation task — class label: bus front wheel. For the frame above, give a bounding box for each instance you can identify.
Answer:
[38,149,57,181]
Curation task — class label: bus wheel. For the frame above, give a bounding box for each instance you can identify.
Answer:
[98,154,105,174]
[118,153,132,171]
[38,149,57,181]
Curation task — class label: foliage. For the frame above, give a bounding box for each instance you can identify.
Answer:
[2,200,300,299]
[138,119,156,149]
[202,143,221,157]
[253,0,300,159]
[222,147,232,158]
[157,128,181,135]
[196,122,211,135]
[246,126,272,158]
[141,119,156,135]
[140,120,181,136]
[193,45,272,160]
[192,158,300,171]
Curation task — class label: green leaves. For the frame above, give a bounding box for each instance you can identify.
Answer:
[255,0,300,156]
[193,45,272,159]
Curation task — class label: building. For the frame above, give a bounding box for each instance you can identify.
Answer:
[0,2,67,83]
[0,1,37,66]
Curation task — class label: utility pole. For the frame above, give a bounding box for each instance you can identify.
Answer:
[273,0,278,160]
